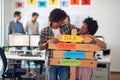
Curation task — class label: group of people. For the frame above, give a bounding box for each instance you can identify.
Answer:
[8,8,106,80]
[8,11,39,35]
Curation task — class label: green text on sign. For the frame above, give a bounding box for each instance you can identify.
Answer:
[60,59,81,66]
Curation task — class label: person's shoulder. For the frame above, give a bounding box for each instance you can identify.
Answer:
[62,23,75,28]
[41,26,49,32]
[70,23,76,27]
[19,21,23,25]
[8,21,14,26]
[25,20,30,25]
[19,21,22,24]
[9,21,14,24]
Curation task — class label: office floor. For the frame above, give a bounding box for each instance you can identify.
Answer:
[111,72,120,80]
[2,72,120,80]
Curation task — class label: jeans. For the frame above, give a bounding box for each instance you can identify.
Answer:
[49,66,69,80]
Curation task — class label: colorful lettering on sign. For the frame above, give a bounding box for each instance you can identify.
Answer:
[60,59,81,66]
[55,42,76,50]
[64,51,85,58]
[61,35,83,42]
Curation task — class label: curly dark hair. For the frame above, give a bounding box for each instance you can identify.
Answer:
[83,17,98,35]
[49,8,67,23]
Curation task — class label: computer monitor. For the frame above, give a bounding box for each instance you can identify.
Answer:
[9,35,29,46]
[30,35,40,47]
[95,35,105,41]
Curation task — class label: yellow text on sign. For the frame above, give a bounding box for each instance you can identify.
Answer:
[61,35,83,42]
[27,0,36,5]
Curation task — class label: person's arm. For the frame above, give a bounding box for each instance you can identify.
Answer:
[39,29,59,50]
[40,38,59,50]
[21,23,25,34]
[25,22,28,34]
[36,23,39,34]
[6,22,12,43]
[70,24,80,32]
[95,38,107,49]
[84,35,107,49]
[40,42,48,50]
[8,22,12,35]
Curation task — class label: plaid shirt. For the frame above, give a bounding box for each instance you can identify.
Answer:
[39,23,79,58]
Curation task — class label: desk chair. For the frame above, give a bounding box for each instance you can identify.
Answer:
[0,47,26,80]
[25,48,44,74]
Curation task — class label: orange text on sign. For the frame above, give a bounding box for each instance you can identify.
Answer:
[56,42,76,50]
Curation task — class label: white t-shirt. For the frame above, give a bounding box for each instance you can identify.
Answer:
[52,28,60,38]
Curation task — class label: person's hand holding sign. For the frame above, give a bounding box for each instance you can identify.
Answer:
[47,38,59,44]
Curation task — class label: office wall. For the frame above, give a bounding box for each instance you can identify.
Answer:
[0,0,3,47]
[0,0,1,46]
[3,0,13,46]
[91,0,120,71]
[3,0,91,46]
[2,0,120,71]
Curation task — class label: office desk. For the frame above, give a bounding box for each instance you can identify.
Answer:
[5,52,48,80]
[6,55,46,61]
[92,57,111,80]
[5,49,46,61]
[98,58,111,63]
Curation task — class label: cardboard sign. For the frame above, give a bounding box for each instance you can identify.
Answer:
[60,59,81,66]
[53,50,94,59]
[64,51,85,58]
[55,42,76,50]
[57,35,83,42]
[50,58,97,68]
[49,43,100,51]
